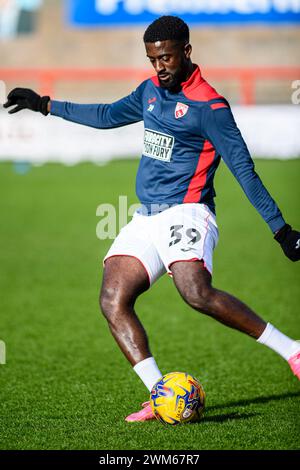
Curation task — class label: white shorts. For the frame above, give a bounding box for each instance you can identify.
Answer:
[103,203,219,286]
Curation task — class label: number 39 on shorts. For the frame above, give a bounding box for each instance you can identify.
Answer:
[169,225,201,248]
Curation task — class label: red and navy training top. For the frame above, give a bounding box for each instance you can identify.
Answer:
[50,65,285,233]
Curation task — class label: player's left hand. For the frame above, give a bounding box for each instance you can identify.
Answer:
[274,224,300,262]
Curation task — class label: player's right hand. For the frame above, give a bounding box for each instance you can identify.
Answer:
[3,88,50,116]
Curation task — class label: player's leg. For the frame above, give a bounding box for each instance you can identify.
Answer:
[171,260,300,377]
[100,255,163,421]
[100,255,160,376]
[171,260,266,337]
[100,255,150,365]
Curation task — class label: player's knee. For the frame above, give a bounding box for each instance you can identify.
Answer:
[99,288,118,323]
[182,285,214,313]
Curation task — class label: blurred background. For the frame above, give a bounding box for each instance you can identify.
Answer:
[0,0,300,162]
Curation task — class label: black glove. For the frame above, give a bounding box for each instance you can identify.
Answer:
[3,88,50,116]
[274,224,300,262]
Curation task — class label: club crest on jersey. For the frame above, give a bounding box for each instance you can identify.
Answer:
[175,102,189,119]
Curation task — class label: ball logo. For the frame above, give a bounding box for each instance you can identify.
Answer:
[175,398,185,419]
[175,102,189,119]
[182,408,193,419]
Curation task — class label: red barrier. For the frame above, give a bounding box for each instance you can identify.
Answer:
[1,67,299,105]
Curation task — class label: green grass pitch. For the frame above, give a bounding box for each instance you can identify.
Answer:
[0,158,299,450]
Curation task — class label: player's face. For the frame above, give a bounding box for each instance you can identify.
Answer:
[145,40,192,92]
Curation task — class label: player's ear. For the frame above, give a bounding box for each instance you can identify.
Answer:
[184,43,192,60]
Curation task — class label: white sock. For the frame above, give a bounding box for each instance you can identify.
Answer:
[257,323,300,361]
[133,357,163,392]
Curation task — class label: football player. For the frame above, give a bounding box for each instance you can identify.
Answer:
[4,16,300,422]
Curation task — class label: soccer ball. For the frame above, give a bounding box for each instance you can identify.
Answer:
[150,371,205,425]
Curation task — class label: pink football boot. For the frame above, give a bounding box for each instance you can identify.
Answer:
[288,350,300,380]
[125,401,156,422]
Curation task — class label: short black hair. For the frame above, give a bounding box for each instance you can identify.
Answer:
[143,16,189,44]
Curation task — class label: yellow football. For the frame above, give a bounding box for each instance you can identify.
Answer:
[150,371,205,425]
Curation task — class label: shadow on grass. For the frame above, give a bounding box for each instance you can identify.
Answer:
[207,391,300,413]
[203,412,257,423]
[141,412,258,426]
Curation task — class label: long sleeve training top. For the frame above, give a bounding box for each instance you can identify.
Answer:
[50,65,285,233]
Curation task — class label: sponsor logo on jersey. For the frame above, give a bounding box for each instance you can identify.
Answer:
[143,128,174,162]
[175,102,189,119]
[147,104,155,112]
[148,97,157,104]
